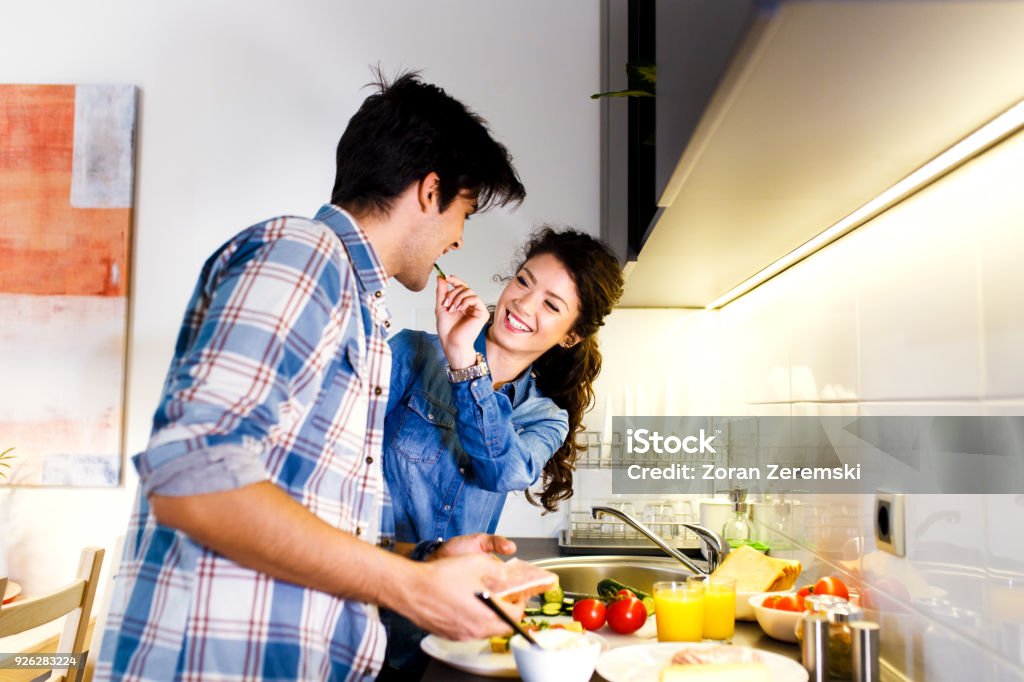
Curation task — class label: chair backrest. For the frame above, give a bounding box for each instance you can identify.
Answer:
[0,546,104,682]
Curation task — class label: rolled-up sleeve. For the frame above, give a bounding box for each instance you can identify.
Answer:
[449,376,569,492]
[136,223,353,497]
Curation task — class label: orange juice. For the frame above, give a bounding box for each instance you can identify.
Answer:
[653,585,704,642]
[702,582,736,640]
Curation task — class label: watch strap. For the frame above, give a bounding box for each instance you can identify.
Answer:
[446,352,489,383]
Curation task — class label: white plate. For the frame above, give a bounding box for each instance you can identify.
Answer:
[421,626,609,678]
[596,642,808,682]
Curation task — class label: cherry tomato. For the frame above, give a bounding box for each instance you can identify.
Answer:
[761,595,782,609]
[796,584,814,610]
[605,597,648,634]
[572,598,607,631]
[814,577,850,601]
[773,595,801,612]
[615,589,637,601]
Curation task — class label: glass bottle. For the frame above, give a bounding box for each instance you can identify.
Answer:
[721,488,751,546]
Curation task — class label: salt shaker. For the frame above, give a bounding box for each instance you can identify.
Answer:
[797,594,864,680]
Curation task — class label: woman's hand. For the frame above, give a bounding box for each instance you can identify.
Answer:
[435,274,488,370]
[431,533,517,560]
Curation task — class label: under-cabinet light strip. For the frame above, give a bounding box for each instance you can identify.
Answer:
[706,98,1024,310]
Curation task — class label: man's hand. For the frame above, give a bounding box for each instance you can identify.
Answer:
[435,274,488,370]
[393,553,525,640]
[432,533,517,560]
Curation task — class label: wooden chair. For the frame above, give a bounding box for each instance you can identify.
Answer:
[0,547,104,682]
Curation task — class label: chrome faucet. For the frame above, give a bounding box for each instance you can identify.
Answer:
[591,505,729,574]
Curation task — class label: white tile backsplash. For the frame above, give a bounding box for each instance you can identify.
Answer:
[856,200,982,401]
[730,280,793,404]
[968,130,1024,399]
[905,494,988,618]
[787,241,860,402]
[494,490,566,539]
[983,401,1024,416]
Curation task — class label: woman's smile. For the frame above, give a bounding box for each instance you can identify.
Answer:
[503,309,534,333]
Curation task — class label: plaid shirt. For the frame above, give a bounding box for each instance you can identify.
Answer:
[96,205,393,681]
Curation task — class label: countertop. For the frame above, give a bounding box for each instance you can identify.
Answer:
[421,537,802,681]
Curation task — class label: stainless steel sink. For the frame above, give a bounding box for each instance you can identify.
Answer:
[530,555,705,596]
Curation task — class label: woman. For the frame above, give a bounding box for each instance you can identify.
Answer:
[377,227,622,680]
[383,227,624,552]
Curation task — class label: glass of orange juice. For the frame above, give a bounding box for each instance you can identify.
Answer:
[653,580,704,642]
[689,575,736,641]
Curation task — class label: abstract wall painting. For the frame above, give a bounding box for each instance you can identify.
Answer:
[0,84,137,487]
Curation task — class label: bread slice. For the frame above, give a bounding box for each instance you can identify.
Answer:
[765,556,802,591]
[710,545,801,593]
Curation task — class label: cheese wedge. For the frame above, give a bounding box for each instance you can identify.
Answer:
[660,663,771,681]
[710,545,802,593]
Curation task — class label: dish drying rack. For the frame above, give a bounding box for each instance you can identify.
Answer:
[559,503,704,554]
[573,431,621,468]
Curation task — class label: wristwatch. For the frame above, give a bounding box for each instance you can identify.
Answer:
[411,538,444,561]
[445,352,490,383]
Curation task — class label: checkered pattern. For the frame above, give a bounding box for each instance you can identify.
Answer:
[96,205,393,681]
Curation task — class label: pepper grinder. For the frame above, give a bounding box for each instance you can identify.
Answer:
[721,488,750,546]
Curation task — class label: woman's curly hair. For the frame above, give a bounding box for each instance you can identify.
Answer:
[511,227,624,512]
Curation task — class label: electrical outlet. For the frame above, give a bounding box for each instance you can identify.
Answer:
[875,491,905,557]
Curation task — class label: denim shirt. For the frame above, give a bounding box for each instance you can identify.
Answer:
[383,327,569,542]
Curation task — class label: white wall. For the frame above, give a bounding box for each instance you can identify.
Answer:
[0,0,601,593]
[583,127,1024,679]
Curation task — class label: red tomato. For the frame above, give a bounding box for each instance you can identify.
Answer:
[773,595,801,612]
[615,589,637,601]
[796,584,813,610]
[761,595,782,609]
[814,577,850,601]
[605,597,648,634]
[572,598,607,631]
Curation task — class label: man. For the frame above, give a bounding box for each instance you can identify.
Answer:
[96,73,527,681]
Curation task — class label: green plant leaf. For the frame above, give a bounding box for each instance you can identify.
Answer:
[630,64,657,86]
[592,62,656,100]
[591,89,656,100]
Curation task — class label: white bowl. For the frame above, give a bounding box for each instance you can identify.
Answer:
[736,589,792,621]
[510,630,602,682]
[749,593,803,643]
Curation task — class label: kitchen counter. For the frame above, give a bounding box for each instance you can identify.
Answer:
[421,537,802,681]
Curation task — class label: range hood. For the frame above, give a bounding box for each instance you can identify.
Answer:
[618,0,1024,308]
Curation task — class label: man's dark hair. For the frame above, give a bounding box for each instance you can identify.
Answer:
[332,71,525,216]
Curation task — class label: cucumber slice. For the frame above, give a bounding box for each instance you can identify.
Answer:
[543,585,565,604]
[541,602,562,616]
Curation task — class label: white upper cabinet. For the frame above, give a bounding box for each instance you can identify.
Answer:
[613,0,1024,307]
